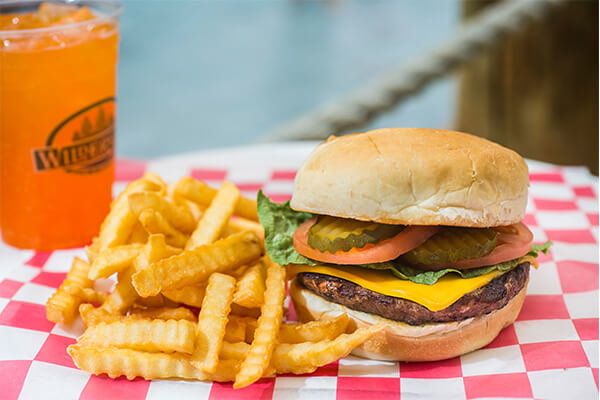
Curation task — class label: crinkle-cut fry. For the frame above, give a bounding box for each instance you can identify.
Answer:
[46,257,93,325]
[102,267,139,314]
[226,315,258,343]
[224,317,247,343]
[80,304,195,328]
[132,231,262,297]
[221,341,250,360]
[191,273,236,373]
[226,264,249,279]
[227,347,284,378]
[78,288,108,305]
[172,194,204,223]
[85,238,100,263]
[223,217,264,240]
[222,325,382,374]
[79,319,196,354]
[97,177,163,250]
[133,234,181,273]
[127,221,149,244]
[225,314,350,346]
[138,209,188,249]
[272,324,384,375]
[162,284,206,308]
[140,172,168,195]
[233,259,266,309]
[242,318,258,343]
[80,304,124,328]
[185,182,240,250]
[129,191,196,233]
[130,306,196,322]
[230,304,261,319]
[68,345,239,381]
[174,176,258,221]
[234,260,286,389]
[88,244,142,280]
[278,314,350,344]
[135,293,165,308]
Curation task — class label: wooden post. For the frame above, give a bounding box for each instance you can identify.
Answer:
[456,0,598,174]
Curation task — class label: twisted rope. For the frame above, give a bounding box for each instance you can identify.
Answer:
[261,0,566,142]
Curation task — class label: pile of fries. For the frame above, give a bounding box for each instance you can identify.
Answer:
[45,173,382,388]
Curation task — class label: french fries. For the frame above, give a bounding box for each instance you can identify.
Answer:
[96,175,164,250]
[234,259,286,388]
[79,319,196,354]
[80,304,123,328]
[46,257,94,324]
[85,238,101,263]
[233,258,266,309]
[230,304,261,319]
[221,341,250,360]
[227,264,250,279]
[102,267,139,314]
[172,196,204,223]
[191,273,236,373]
[223,217,264,240]
[224,315,258,343]
[128,191,196,233]
[129,306,196,322]
[278,313,350,344]
[272,325,384,375]
[162,284,206,308]
[221,324,382,375]
[174,176,258,221]
[68,345,240,381]
[48,173,382,387]
[131,231,262,297]
[138,172,168,194]
[225,317,248,343]
[186,182,240,250]
[138,209,188,248]
[135,294,166,308]
[224,315,349,346]
[133,234,181,272]
[88,244,142,280]
[77,288,108,305]
[127,221,149,244]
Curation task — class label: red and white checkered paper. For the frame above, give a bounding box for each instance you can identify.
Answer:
[0,143,598,400]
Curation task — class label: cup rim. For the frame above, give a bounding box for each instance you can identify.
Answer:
[0,0,122,36]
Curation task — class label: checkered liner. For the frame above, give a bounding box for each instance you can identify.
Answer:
[0,149,597,400]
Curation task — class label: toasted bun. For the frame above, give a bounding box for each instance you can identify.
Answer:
[290,128,529,227]
[290,278,527,361]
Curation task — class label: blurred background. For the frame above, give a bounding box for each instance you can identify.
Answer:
[115,0,598,173]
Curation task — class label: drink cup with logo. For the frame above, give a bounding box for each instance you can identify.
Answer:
[0,1,121,250]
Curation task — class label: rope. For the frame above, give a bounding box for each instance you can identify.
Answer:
[260,0,566,142]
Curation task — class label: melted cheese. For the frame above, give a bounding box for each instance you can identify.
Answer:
[288,264,508,312]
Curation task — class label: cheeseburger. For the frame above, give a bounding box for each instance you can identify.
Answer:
[258,128,550,361]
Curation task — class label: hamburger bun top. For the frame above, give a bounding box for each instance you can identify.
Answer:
[290,128,529,227]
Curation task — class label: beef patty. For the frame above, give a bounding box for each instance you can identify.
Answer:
[297,262,530,325]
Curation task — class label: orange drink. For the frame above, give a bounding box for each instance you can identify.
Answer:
[0,1,121,250]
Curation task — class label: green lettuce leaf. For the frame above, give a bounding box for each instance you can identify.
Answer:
[257,190,316,266]
[358,258,523,285]
[257,192,552,285]
[529,241,552,257]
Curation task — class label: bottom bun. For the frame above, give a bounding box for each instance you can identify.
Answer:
[290,277,528,362]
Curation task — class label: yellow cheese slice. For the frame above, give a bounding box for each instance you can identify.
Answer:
[287,264,506,312]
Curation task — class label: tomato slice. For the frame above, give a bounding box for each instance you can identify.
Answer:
[411,222,534,271]
[293,218,439,265]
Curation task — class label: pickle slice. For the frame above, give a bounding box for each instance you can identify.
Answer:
[307,216,403,253]
[401,227,497,265]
